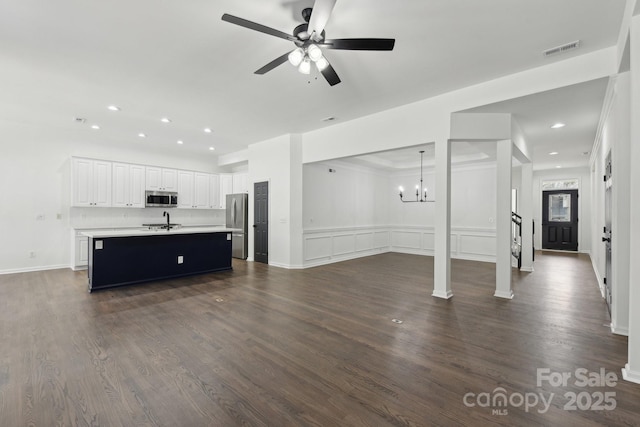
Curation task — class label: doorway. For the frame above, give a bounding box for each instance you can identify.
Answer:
[541,189,579,251]
[253,181,269,264]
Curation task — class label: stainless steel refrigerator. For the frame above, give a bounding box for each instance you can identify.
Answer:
[226,193,248,259]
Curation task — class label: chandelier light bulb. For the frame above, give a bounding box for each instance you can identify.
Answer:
[288,48,304,66]
[307,44,323,62]
[298,57,311,74]
[315,56,329,71]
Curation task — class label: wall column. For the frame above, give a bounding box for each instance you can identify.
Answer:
[623,13,640,384]
[520,162,534,272]
[433,138,452,299]
[495,139,514,299]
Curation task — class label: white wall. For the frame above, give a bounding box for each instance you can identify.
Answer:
[532,167,592,254]
[0,135,220,274]
[590,72,631,335]
[302,160,498,266]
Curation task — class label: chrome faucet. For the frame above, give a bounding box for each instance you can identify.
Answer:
[163,211,170,229]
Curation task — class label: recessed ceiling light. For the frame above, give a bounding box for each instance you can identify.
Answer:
[549,151,559,155]
[177,140,183,145]
[138,133,147,138]
[209,147,215,151]
[91,125,100,130]
[556,165,562,168]
[551,123,565,129]
[161,117,171,123]
[107,105,121,111]
[204,128,212,133]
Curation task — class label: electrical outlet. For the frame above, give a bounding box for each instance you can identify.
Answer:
[177,256,184,264]
[36,214,45,221]
[56,213,62,220]
[29,251,36,258]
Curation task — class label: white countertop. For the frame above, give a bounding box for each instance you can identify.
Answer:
[81,226,238,238]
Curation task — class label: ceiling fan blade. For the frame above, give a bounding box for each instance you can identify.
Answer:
[221,14,296,42]
[320,62,341,86]
[254,52,292,75]
[321,38,396,51]
[308,0,337,40]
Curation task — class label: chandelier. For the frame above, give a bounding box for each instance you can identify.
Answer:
[399,150,434,203]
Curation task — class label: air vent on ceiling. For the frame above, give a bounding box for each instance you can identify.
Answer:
[543,40,581,57]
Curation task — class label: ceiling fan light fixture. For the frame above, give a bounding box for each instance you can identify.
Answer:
[288,48,304,66]
[299,57,311,74]
[315,56,329,71]
[307,44,323,62]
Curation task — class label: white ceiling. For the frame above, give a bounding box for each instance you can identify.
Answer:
[0,0,626,167]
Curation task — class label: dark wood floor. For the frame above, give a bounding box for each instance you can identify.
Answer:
[0,252,638,426]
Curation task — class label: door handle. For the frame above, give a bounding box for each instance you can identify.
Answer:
[253,224,257,228]
[602,237,611,243]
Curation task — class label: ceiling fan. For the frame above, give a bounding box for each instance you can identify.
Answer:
[221,0,395,86]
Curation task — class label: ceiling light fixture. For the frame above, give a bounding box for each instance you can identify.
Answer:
[177,140,183,145]
[204,128,212,133]
[551,123,565,129]
[289,44,328,75]
[138,133,147,138]
[161,117,171,123]
[556,165,562,168]
[209,147,215,151]
[91,125,100,130]
[399,151,434,203]
[107,105,121,111]
[549,151,559,155]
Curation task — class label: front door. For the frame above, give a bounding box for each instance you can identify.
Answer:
[253,181,269,264]
[542,189,578,251]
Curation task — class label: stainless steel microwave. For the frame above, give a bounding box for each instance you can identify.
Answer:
[145,191,178,207]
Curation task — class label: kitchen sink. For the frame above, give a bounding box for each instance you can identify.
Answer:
[142,223,182,230]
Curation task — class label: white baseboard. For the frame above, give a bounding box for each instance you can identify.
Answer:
[622,364,640,384]
[0,264,68,275]
[520,266,534,272]
[494,290,514,299]
[432,289,453,299]
[610,324,629,336]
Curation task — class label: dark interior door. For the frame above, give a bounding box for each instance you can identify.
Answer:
[603,152,612,314]
[542,189,578,251]
[254,181,268,264]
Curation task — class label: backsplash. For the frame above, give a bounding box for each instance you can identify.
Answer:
[70,207,225,229]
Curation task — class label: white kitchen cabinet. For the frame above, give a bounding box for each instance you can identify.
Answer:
[112,163,145,208]
[232,173,249,193]
[72,158,112,207]
[178,171,211,209]
[74,235,89,269]
[193,172,210,209]
[219,174,233,209]
[145,167,178,191]
[177,170,194,208]
[209,174,220,209]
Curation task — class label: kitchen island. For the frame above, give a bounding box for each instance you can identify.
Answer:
[82,227,235,291]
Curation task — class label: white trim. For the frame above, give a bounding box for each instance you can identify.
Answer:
[611,324,629,336]
[591,75,617,169]
[0,265,69,275]
[432,289,453,299]
[622,364,640,384]
[494,290,515,299]
[590,252,606,298]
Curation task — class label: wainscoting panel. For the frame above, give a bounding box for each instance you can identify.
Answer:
[305,236,333,261]
[303,226,496,267]
[333,234,356,256]
[355,232,375,252]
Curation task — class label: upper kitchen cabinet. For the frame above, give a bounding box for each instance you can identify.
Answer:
[145,167,178,191]
[177,171,210,209]
[219,174,233,209]
[72,158,112,207]
[209,174,220,209]
[232,173,249,194]
[112,163,145,208]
